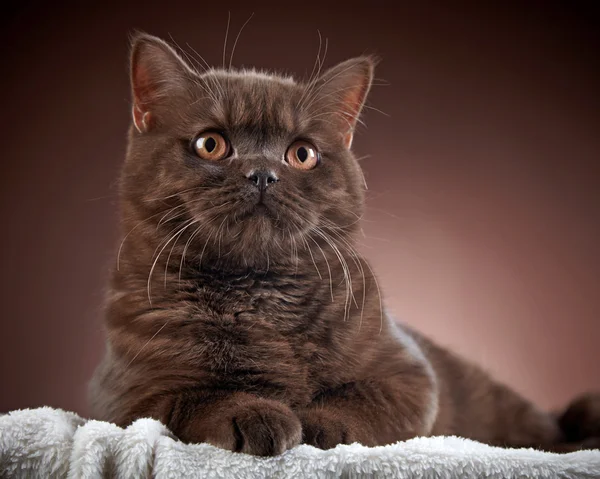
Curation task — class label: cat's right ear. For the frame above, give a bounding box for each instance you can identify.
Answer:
[130,33,195,133]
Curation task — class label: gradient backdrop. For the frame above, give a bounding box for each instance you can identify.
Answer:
[1,1,599,417]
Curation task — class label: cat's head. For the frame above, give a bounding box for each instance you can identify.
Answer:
[122,33,375,270]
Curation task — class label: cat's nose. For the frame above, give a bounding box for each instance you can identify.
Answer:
[246,170,279,191]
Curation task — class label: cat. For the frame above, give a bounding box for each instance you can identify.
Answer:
[89,32,600,456]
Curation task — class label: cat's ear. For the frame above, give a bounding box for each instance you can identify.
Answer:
[130,32,196,133]
[312,56,376,149]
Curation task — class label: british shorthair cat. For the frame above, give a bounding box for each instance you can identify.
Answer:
[90,33,600,456]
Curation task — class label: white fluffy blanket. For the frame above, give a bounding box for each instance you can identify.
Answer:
[1,407,599,478]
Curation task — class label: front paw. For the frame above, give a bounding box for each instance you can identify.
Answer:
[206,398,302,456]
[297,409,357,450]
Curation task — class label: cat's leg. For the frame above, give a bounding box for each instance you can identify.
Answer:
[295,318,440,449]
[156,390,302,456]
[426,342,599,452]
[445,384,600,452]
[297,371,438,449]
[472,379,564,448]
[490,391,600,452]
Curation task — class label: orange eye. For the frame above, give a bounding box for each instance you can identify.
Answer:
[193,131,230,161]
[285,140,320,170]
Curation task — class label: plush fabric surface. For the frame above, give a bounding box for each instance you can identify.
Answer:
[1,407,599,478]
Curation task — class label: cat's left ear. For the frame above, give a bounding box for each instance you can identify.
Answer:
[311,56,376,149]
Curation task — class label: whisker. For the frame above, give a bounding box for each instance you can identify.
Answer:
[179,222,209,282]
[198,225,216,268]
[307,234,334,301]
[229,12,255,70]
[147,219,198,305]
[125,320,170,368]
[222,11,231,69]
[301,61,363,114]
[163,220,195,287]
[328,228,367,329]
[313,227,354,321]
[117,208,180,271]
[297,30,323,110]
[363,104,390,117]
[216,214,229,259]
[184,42,225,101]
[301,234,322,280]
[300,36,329,111]
[145,185,213,202]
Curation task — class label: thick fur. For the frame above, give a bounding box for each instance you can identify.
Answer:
[90,33,600,456]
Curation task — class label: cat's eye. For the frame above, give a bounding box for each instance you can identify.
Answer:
[193,131,230,161]
[285,140,319,170]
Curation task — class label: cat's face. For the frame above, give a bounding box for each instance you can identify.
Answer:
[122,34,374,269]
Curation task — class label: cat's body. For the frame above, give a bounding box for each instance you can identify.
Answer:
[90,33,599,456]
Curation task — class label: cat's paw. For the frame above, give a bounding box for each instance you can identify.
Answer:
[206,398,302,456]
[559,393,600,442]
[297,409,358,450]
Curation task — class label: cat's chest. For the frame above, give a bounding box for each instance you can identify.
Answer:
[190,273,313,331]
[180,273,321,398]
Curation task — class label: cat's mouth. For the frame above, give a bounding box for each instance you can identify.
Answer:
[250,201,279,222]
[253,203,269,215]
[234,197,278,222]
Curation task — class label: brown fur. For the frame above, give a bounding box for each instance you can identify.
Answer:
[89,33,600,456]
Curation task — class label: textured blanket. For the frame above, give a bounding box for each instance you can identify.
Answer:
[1,407,599,478]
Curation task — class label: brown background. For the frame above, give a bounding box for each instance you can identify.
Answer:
[1,1,598,417]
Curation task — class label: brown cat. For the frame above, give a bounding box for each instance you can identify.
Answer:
[90,33,600,456]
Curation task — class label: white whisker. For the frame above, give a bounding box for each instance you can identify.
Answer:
[147,219,197,305]
[229,13,255,70]
[222,11,231,69]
